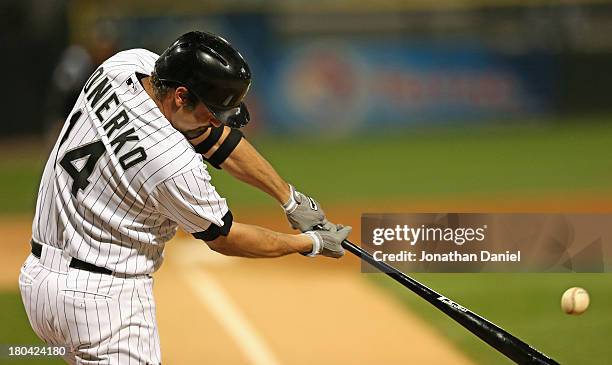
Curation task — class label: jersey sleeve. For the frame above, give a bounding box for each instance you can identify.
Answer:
[150,167,229,234]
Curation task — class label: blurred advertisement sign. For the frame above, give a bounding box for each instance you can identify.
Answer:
[264,41,552,131]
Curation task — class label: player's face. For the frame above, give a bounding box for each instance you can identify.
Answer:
[173,95,223,139]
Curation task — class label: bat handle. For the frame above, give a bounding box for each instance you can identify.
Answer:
[341,239,362,255]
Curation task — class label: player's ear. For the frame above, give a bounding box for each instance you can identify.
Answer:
[174,86,190,108]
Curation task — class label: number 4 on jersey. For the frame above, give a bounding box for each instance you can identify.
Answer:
[59,140,105,197]
[57,109,107,197]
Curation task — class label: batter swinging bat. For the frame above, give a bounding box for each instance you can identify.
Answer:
[341,239,560,365]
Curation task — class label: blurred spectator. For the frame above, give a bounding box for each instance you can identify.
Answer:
[43,20,118,144]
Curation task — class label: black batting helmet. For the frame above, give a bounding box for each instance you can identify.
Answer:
[154,31,251,128]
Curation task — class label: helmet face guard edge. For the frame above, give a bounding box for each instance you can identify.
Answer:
[209,102,250,129]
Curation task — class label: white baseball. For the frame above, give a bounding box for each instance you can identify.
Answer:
[561,287,590,315]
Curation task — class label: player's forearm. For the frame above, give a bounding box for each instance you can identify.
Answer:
[207,222,312,258]
[220,137,291,204]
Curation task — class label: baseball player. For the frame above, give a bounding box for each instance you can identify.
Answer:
[19,31,351,364]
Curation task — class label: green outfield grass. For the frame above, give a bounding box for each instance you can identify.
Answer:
[1,118,611,364]
[0,156,44,215]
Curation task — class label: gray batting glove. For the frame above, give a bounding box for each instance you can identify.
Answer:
[302,224,352,258]
[282,184,328,232]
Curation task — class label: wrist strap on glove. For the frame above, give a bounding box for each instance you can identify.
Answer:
[301,231,321,257]
[282,184,299,214]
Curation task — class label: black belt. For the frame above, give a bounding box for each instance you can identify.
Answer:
[31,240,113,275]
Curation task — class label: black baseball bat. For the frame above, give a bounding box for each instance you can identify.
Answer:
[341,239,560,365]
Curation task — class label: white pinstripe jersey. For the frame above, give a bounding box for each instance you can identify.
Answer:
[32,49,229,275]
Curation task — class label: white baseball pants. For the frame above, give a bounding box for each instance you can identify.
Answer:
[18,245,162,365]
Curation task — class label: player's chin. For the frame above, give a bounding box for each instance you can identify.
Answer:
[181,126,209,140]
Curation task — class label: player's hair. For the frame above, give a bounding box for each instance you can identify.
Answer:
[150,71,198,110]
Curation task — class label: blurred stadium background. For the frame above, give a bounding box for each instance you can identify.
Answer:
[1,0,612,364]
